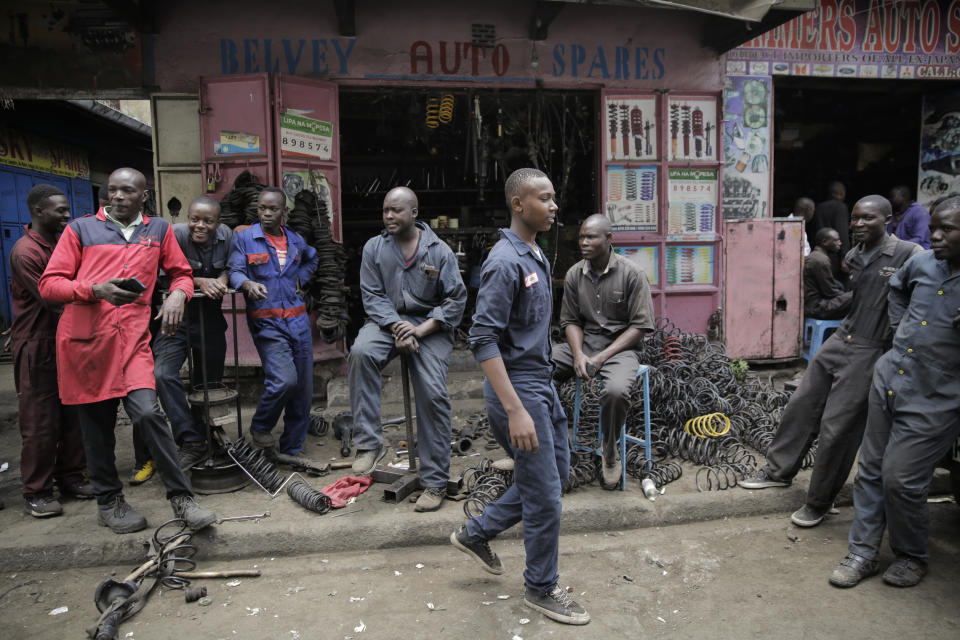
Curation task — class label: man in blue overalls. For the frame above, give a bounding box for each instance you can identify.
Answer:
[348,186,466,512]
[228,188,318,457]
[830,197,960,589]
[450,168,589,626]
[152,196,232,470]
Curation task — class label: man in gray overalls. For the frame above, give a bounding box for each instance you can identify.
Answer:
[741,195,921,529]
[348,187,467,512]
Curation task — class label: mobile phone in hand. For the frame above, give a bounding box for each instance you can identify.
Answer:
[116,277,147,294]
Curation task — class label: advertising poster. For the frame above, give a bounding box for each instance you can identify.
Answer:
[666,96,717,162]
[280,112,334,160]
[727,0,960,81]
[215,131,260,155]
[722,75,770,219]
[614,245,658,285]
[918,89,960,209]
[667,167,717,235]
[606,165,658,231]
[666,245,714,285]
[603,96,658,161]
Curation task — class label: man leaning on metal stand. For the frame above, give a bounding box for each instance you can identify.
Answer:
[151,196,233,471]
[552,214,654,487]
[347,186,466,512]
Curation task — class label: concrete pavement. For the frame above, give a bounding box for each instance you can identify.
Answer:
[0,360,953,573]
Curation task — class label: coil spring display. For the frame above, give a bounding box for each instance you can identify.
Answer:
[228,438,285,493]
[425,96,441,129]
[670,104,679,137]
[287,478,333,514]
[699,204,714,232]
[619,105,630,154]
[692,108,704,137]
[683,202,697,231]
[558,316,795,492]
[462,458,512,518]
[608,170,624,201]
[608,103,619,140]
[154,518,197,589]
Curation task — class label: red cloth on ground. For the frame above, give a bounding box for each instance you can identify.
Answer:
[320,475,374,508]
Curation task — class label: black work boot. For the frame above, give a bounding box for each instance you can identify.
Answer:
[97,495,148,534]
[171,495,216,531]
[178,442,210,471]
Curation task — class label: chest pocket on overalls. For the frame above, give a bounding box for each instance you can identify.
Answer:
[516,269,549,324]
[408,264,439,302]
[247,252,271,278]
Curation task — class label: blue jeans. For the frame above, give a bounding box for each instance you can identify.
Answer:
[466,375,570,592]
[248,314,314,454]
[348,321,454,488]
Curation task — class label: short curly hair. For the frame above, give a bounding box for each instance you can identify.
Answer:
[26,184,66,210]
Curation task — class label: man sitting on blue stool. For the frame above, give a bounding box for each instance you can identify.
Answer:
[805,228,853,321]
[552,214,654,488]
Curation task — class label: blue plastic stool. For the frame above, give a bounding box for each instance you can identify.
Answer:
[571,364,652,490]
[802,318,842,362]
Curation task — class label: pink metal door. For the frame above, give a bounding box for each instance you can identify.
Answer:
[199,74,275,204]
[272,74,345,361]
[723,218,803,360]
[723,219,773,359]
[771,219,803,359]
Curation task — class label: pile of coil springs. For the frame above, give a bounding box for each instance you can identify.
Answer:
[557,318,807,492]
[461,457,513,518]
[229,438,333,514]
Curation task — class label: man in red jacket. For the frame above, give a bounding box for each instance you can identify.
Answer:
[39,167,216,534]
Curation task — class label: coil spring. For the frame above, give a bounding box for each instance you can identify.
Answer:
[663,335,682,362]
[153,518,197,589]
[699,204,714,232]
[619,105,630,154]
[608,169,624,201]
[695,463,754,491]
[692,108,704,136]
[438,93,455,124]
[287,478,333,514]
[670,104,679,136]
[462,458,511,518]
[630,107,643,135]
[680,246,695,282]
[625,446,683,486]
[425,96,441,129]
[640,169,656,201]
[608,103,619,138]
[683,202,697,231]
[228,438,285,493]
[684,412,730,437]
[563,451,599,493]
[625,168,638,201]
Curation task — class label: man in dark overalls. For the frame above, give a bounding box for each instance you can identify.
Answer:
[450,168,589,626]
[830,197,960,588]
[152,196,232,470]
[741,195,921,529]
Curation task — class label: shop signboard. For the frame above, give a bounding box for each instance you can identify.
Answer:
[0,127,90,179]
[279,112,333,160]
[727,0,960,80]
